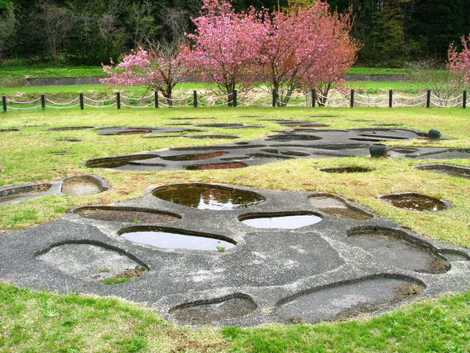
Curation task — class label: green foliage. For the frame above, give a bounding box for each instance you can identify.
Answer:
[0,0,15,58]
[0,0,12,10]
[2,0,470,66]
[1,283,470,352]
[330,0,470,66]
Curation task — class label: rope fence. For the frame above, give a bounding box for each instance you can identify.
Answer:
[2,89,468,112]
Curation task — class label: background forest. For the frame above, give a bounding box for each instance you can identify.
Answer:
[0,0,470,67]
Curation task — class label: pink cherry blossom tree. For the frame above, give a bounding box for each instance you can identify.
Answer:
[183,0,267,105]
[299,6,359,106]
[260,1,358,106]
[449,35,470,84]
[102,43,188,105]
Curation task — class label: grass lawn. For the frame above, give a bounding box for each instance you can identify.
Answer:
[0,81,431,100]
[0,107,469,352]
[0,65,106,80]
[0,65,410,81]
[347,80,429,93]
[0,64,431,96]
[0,81,431,97]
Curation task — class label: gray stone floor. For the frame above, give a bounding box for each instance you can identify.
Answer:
[85,128,470,171]
[1,183,469,326]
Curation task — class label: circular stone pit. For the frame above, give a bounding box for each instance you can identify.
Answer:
[74,206,180,224]
[161,151,225,161]
[152,183,265,210]
[48,126,94,131]
[0,183,53,205]
[320,166,373,174]
[185,134,239,140]
[118,226,236,252]
[61,175,109,196]
[170,293,257,325]
[239,211,322,229]
[36,240,148,283]
[309,193,373,220]
[347,226,450,274]
[185,162,247,170]
[1,183,469,327]
[380,193,449,212]
[275,274,425,324]
[416,164,470,179]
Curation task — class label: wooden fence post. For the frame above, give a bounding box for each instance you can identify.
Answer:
[311,89,316,108]
[193,90,198,108]
[426,90,431,108]
[350,89,355,108]
[154,92,159,108]
[116,92,121,109]
[389,90,393,108]
[2,96,6,113]
[463,91,467,109]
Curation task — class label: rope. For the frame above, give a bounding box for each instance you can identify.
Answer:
[2,90,467,110]
[121,102,153,108]
[84,102,116,108]
[121,93,154,101]
[46,97,79,106]
[83,96,115,104]
[8,97,41,104]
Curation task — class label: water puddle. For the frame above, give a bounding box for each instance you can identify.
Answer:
[153,184,265,210]
[119,226,236,251]
[380,193,448,211]
[240,212,322,229]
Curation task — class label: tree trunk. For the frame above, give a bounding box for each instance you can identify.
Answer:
[165,85,173,107]
[280,83,296,107]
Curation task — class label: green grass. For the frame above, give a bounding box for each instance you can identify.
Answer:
[0,283,227,353]
[0,65,410,81]
[347,80,429,93]
[0,107,469,246]
[348,67,410,76]
[0,64,430,96]
[1,106,470,352]
[1,283,469,353]
[224,291,470,353]
[0,81,429,97]
[0,65,105,80]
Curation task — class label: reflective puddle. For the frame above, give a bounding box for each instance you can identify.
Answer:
[119,227,236,251]
[380,193,448,211]
[153,184,265,210]
[241,213,322,229]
